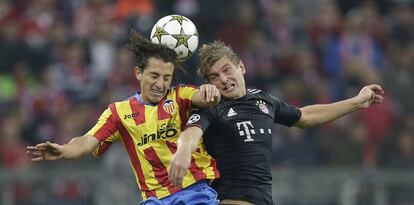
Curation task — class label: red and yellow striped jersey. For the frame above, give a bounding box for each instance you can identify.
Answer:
[86,85,219,200]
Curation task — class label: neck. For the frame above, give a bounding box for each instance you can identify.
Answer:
[136,93,156,105]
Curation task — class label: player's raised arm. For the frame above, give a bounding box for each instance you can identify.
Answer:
[169,126,204,187]
[294,84,384,128]
[191,84,221,108]
[26,135,100,161]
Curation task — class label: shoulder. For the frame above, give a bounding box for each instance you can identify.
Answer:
[171,84,198,97]
[193,106,218,118]
[164,84,198,93]
[246,88,283,106]
[246,88,271,100]
[110,99,128,109]
[246,88,263,94]
[110,94,140,112]
[174,83,198,90]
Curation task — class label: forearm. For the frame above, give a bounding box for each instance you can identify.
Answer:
[62,135,99,159]
[191,85,221,108]
[192,92,220,108]
[296,97,362,128]
[176,127,203,154]
[193,99,219,108]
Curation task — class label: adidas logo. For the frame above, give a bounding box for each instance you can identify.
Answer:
[227,108,237,117]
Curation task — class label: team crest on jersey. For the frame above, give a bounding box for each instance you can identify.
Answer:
[256,100,269,114]
[163,99,176,114]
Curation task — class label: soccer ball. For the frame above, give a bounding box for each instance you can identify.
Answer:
[150,15,199,61]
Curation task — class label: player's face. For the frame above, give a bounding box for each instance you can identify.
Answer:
[135,57,174,104]
[206,56,246,99]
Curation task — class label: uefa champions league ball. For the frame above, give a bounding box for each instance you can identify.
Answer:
[150,15,199,61]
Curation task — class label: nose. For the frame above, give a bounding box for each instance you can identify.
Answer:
[218,73,228,84]
[154,78,164,89]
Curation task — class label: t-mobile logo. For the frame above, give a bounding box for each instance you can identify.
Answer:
[236,121,255,142]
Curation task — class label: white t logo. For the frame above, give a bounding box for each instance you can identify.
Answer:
[236,121,255,142]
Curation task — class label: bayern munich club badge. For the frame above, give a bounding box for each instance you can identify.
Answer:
[256,100,269,114]
[163,99,176,114]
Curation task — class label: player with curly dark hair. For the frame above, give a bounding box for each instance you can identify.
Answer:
[27,30,221,204]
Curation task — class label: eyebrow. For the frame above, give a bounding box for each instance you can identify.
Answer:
[149,71,172,77]
[220,63,230,70]
[208,63,230,76]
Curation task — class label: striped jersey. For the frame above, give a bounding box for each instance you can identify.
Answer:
[86,84,219,200]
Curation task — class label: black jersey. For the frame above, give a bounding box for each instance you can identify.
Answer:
[186,89,302,205]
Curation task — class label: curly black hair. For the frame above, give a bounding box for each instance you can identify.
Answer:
[126,30,180,73]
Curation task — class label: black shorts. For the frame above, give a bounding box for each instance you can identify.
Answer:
[212,180,275,205]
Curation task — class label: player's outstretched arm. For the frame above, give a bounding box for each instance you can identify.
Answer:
[294,84,384,128]
[26,135,100,161]
[192,84,221,108]
[169,126,203,187]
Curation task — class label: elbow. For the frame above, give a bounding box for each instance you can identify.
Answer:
[205,100,219,107]
[294,112,318,128]
[294,121,313,129]
[196,101,218,108]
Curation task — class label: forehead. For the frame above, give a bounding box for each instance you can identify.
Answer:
[207,55,232,74]
[145,57,174,75]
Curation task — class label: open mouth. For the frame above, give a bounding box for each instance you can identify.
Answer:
[151,89,164,96]
[223,84,235,91]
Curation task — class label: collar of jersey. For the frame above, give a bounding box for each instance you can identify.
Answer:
[222,93,248,102]
[135,92,158,106]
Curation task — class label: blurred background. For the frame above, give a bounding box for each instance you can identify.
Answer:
[0,0,413,204]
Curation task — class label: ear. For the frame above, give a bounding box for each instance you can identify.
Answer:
[239,60,246,75]
[135,67,142,81]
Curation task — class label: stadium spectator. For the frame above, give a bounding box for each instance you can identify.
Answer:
[379,129,414,168]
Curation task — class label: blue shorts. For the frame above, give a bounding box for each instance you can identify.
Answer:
[140,182,218,205]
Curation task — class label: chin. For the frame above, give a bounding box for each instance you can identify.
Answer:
[148,97,163,104]
[154,99,164,104]
[222,93,236,99]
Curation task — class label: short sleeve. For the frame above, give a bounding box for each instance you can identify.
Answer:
[86,104,121,156]
[175,84,198,112]
[177,84,198,101]
[185,108,216,133]
[270,95,302,126]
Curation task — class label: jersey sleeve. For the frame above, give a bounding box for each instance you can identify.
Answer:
[176,84,198,108]
[185,108,216,133]
[269,95,302,126]
[86,103,121,157]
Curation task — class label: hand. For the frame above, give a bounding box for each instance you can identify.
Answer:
[355,84,384,108]
[168,148,192,187]
[26,141,64,162]
[199,84,221,104]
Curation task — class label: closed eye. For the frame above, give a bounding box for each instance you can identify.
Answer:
[223,66,232,73]
[164,76,172,81]
[208,74,218,81]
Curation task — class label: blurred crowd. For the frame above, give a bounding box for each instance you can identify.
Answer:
[0,0,413,176]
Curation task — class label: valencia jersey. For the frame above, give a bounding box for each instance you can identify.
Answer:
[86,85,219,200]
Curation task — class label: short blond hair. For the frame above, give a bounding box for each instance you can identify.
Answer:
[198,41,240,80]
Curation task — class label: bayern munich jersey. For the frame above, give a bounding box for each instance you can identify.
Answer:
[86,84,219,200]
[186,89,302,205]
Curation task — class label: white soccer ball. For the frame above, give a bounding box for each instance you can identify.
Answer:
[150,15,199,61]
